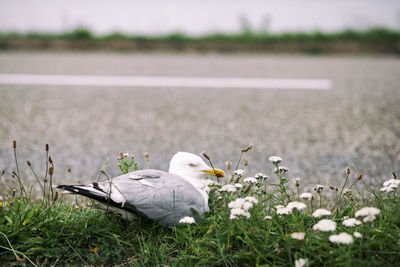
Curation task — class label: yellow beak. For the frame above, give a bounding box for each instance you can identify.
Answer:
[202,168,225,178]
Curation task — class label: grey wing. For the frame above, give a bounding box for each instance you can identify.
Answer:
[104,170,208,226]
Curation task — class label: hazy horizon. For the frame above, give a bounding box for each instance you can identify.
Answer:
[0,0,400,35]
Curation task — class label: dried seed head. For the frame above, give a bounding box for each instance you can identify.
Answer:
[48,166,54,175]
[26,160,31,166]
[100,169,106,175]
[43,178,48,183]
[144,152,150,162]
[201,152,210,161]
[119,152,124,159]
[329,184,335,190]
[293,178,300,187]
[45,143,49,152]
[242,143,253,152]
[243,158,248,166]
[68,168,71,172]
[12,188,16,197]
[53,191,59,202]
[244,184,251,194]
[392,173,397,179]
[225,161,231,171]
[12,140,16,149]
[357,174,363,180]
[48,156,53,164]
[346,167,350,175]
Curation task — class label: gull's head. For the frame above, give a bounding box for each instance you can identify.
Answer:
[168,152,225,182]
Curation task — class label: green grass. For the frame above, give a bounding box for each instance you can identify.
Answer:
[0,26,399,44]
[0,143,399,266]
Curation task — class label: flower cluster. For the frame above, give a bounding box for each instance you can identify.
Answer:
[228,196,258,220]
[178,216,195,224]
[355,207,380,223]
[276,201,306,215]
[380,178,400,193]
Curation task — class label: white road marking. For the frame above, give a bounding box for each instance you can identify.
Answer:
[0,74,332,90]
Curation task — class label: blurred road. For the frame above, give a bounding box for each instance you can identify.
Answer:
[0,52,399,191]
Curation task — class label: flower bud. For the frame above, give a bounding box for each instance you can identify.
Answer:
[242,143,253,152]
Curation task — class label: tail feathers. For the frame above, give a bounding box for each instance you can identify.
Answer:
[56,184,145,218]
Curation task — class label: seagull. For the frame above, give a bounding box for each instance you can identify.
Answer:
[57,152,225,226]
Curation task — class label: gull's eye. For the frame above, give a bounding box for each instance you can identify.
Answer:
[189,163,196,168]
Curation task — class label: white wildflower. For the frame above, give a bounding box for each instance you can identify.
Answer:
[300,192,313,200]
[363,215,376,223]
[123,153,129,157]
[234,183,243,188]
[268,156,282,164]
[383,179,400,188]
[244,196,258,204]
[230,208,250,220]
[355,207,380,218]
[291,232,306,240]
[254,173,268,180]
[243,177,258,184]
[203,179,220,187]
[274,166,289,173]
[219,184,237,192]
[242,202,253,211]
[380,186,394,193]
[286,201,307,211]
[274,205,285,210]
[353,232,362,238]
[277,207,292,215]
[313,219,337,232]
[228,198,246,209]
[178,216,195,224]
[342,218,362,227]
[233,169,245,177]
[295,258,307,267]
[264,215,273,220]
[312,208,332,218]
[313,184,324,193]
[329,232,354,244]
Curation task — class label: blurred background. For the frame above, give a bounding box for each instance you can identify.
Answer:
[0,0,399,193]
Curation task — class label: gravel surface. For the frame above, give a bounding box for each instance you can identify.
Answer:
[0,52,399,194]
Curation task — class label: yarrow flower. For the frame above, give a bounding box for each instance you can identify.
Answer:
[201,179,221,193]
[229,208,250,220]
[243,177,258,184]
[218,184,236,192]
[342,218,362,227]
[268,156,282,164]
[329,232,354,244]
[286,201,307,211]
[264,215,273,220]
[233,169,246,177]
[355,207,380,218]
[313,219,337,232]
[274,166,289,173]
[291,232,306,240]
[300,192,313,200]
[353,232,362,238]
[276,201,306,215]
[254,173,268,180]
[312,208,331,218]
[277,207,292,215]
[313,184,324,193]
[380,178,400,192]
[244,196,259,204]
[234,183,243,188]
[179,216,195,224]
[295,258,307,267]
